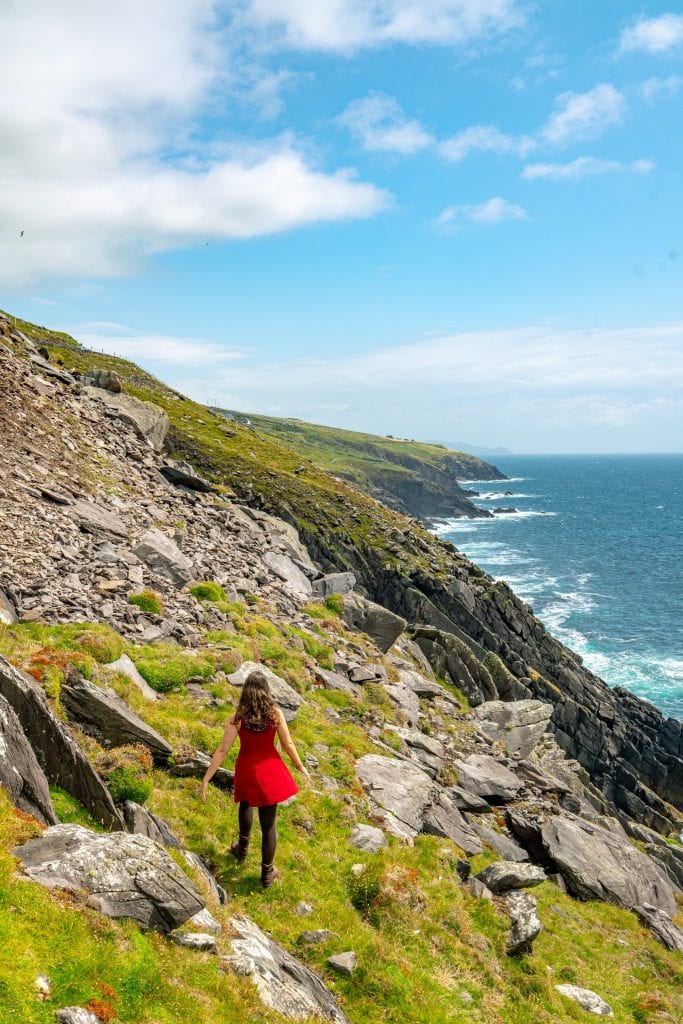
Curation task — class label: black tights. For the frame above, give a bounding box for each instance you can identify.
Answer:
[238,801,278,864]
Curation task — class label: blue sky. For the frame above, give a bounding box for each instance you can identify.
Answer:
[1,1,682,453]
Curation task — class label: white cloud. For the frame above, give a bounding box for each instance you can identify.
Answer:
[75,323,245,367]
[0,2,390,288]
[337,93,433,154]
[521,156,654,181]
[639,75,682,101]
[435,196,528,228]
[619,13,683,54]
[439,125,535,162]
[245,0,526,53]
[541,84,626,145]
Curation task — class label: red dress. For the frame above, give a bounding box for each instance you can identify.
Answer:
[233,722,299,807]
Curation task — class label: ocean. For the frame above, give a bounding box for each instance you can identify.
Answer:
[435,454,683,722]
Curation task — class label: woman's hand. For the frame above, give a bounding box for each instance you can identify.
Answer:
[199,780,208,803]
[299,766,312,783]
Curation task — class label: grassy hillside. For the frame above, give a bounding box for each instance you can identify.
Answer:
[221,410,504,519]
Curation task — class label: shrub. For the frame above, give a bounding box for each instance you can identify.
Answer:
[75,625,124,664]
[189,581,226,603]
[128,590,164,616]
[95,745,153,805]
[325,593,344,616]
[131,643,215,693]
[349,861,383,914]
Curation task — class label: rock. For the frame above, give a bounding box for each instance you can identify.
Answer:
[183,849,228,905]
[397,668,449,700]
[263,550,313,599]
[14,824,203,932]
[555,985,613,1016]
[314,666,361,696]
[160,459,216,492]
[452,755,523,803]
[447,785,490,813]
[60,666,172,763]
[421,794,484,855]
[122,801,181,847]
[35,973,51,999]
[135,528,195,588]
[475,861,546,894]
[296,930,339,945]
[349,823,387,853]
[503,890,542,954]
[0,588,17,624]
[0,693,58,824]
[327,952,356,976]
[348,665,381,683]
[311,573,356,600]
[342,593,406,652]
[383,683,420,726]
[70,498,128,538]
[472,699,553,757]
[0,655,123,830]
[29,353,75,385]
[56,1009,102,1024]
[540,813,677,917]
[105,653,159,701]
[294,901,314,916]
[224,915,350,1023]
[247,509,319,578]
[171,931,217,952]
[84,388,169,450]
[167,748,234,791]
[471,824,529,862]
[635,905,683,952]
[467,877,493,901]
[188,907,222,934]
[356,753,435,836]
[411,627,497,706]
[81,368,122,392]
[228,661,303,722]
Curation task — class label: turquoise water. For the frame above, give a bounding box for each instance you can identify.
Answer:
[437,454,683,722]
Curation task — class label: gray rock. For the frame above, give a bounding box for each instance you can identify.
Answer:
[61,666,172,764]
[540,813,677,917]
[314,666,361,696]
[188,908,222,934]
[348,665,381,683]
[85,388,169,450]
[29,353,75,385]
[397,668,450,700]
[471,824,529,862]
[472,699,553,757]
[0,588,16,625]
[447,785,490,813]
[70,498,128,538]
[555,985,613,1016]
[56,1009,103,1024]
[105,653,159,701]
[263,550,313,599]
[81,368,122,393]
[294,901,314,916]
[383,683,420,726]
[182,849,228,906]
[247,509,319,578]
[356,753,435,836]
[0,693,58,824]
[475,861,546,894]
[135,528,195,588]
[452,755,523,802]
[311,573,357,600]
[228,661,303,722]
[0,655,123,830]
[342,593,406,652]
[14,824,203,932]
[635,905,683,952]
[167,748,234,791]
[224,915,350,1023]
[296,930,339,945]
[171,931,217,952]
[349,823,387,853]
[122,801,181,847]
[160,460,215,492]
[327,952,356,976]
[421,794,484,855]
[503,890,542,954]
[467,877,494,901]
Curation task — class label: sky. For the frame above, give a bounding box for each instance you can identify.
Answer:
[1,1,682,453]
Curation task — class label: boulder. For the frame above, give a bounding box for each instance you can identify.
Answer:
[452,755,523,802]
[0,655,123,830]
[327,952,356,976]
[555,985,613,1017]
[70,499,128,538]
[84,388,169,450]
[349,823,387,853]
[160,459,215,492]
[56,1010,102,1024]
[135,528,195,588]
[0,588,16,625]
[383,683,420,726]
[14,824,203,932]
[503,890,542,954]
[188,907,222,935]
[247,509,319,578]
[421,794,484,855]
[171,931,217,952]
[356,753,435,836]
[397,668,450,700]
[183,849,228,905]
[470,823,529,862]
[105,653,159,701]
[472,700,553,757]
[540,814,677,917]
[81,368,122,393]
[314,666,361,696]
[635,905,683,952]
[228,662,303,722]
[122,801,181,847]
[342,594,406,652]
[223,915,350,1023]
[61,666,172,763]
[475,861,546,894]
[263,550,313,599]
[447,785,490,813]
[311,572,356,600]
[167,748,234,790]
[29,353,75,385]
[411,627,497,706]
[0,693,58,824]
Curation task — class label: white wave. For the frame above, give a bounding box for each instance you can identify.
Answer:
[491,510,557,520]
[653,657,683,679]
[478,492,533,500]
[459,476,528,484]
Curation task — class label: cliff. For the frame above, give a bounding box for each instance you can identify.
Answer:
[220,410,504,520]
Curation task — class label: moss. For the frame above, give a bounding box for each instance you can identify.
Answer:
[325,593,345,615]
[95,746,153,805]
[189,582,227,603]
[127,590,164,616]
[129,643,215,693]
[74,625,124,664]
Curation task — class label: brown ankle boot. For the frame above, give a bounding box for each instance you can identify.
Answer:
[261,861,279,888]
[230,834,250,862]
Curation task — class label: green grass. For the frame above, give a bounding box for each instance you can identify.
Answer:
[128,591,164,616]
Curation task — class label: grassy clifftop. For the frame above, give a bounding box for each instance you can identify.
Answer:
[221,410,503,520]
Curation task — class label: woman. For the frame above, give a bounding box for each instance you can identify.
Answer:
[199,669,309,887]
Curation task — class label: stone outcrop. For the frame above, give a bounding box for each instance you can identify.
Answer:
[223,915,350,1023]
[0,693,58,824]
[341,594,406,653]
[475,861,546,894]
[135,528,195,588]
[14,824,203,932]
[472,699,553,757]
[0,655,123,829]
[311,572,356,600]
[503,890,541,954]
[84,388,169,450]
[452,755,523,803]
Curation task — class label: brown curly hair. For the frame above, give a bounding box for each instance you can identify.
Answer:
[234,670,279,730]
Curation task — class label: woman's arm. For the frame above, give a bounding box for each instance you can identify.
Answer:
[276,711,310,778]
[199,715,238,801]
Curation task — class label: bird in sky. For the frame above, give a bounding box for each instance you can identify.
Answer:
[19,230,24,237]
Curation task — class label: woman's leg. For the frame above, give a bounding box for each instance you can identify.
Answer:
[258,803,278,864]
[238,801,253,839]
